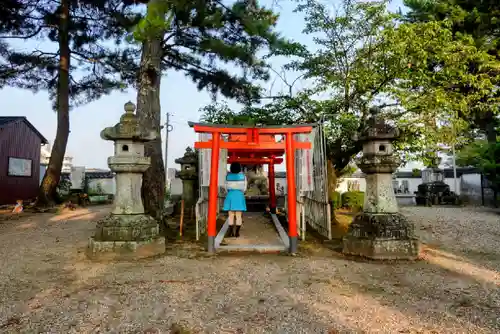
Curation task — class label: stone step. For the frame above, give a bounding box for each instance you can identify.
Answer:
[216,244,287,253]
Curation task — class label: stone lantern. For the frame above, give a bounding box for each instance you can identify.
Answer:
[342,107,420,260]
[175,147,198,209]
[87,101,165,260]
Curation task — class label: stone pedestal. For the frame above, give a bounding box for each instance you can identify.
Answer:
[88,214,165,260]
[87,101,165,260]
[343,212,420,260]
[342,107,420,260]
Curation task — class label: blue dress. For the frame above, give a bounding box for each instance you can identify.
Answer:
[223,172,247,212]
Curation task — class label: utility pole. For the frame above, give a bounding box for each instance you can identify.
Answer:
[164,112,173,186]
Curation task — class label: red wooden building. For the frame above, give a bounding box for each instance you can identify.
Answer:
[0,117,48,205]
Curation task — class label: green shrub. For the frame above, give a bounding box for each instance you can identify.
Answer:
[341,191,364,210]
[330,191,341,209]
[411,168,421,177]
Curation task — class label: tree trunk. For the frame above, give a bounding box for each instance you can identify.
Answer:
[485,112,498,207]
[136,0,165,220]
[327,160,338,202]
[327,159,338,223]
[36,0,71,207]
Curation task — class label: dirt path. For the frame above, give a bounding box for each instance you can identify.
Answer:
[0,206,499,333]
[222,212,283,246]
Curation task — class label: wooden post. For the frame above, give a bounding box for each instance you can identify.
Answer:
[480,173,485,206]
[179,199,185,236]
[207,131,221,252]
[285,133,298,253]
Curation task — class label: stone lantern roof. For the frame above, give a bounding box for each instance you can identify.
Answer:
[175,147,197,165]
[100,101,156,142]
[354,106,402,174]
[357,106,400,142]
[175,147,198,181]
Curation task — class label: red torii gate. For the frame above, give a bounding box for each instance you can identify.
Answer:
[189,122,313,253]
[227,152,283,212]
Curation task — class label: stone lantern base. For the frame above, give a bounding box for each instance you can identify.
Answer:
[87,214,165,260]
[342,212,420,260]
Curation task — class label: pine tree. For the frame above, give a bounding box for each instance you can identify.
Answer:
[0,0,139,206]
[127,0,301,219]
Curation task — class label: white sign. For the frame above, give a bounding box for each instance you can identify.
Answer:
[304,130,315,191]
[8,157,32,177]
[199,133,227,187]
[295,132,314,192]
[219,147,228,187]
[199,133,212,187]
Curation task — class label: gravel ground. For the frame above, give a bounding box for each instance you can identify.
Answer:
[0,206,499,334]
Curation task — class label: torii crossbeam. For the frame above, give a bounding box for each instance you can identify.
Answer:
[189,122,313,253]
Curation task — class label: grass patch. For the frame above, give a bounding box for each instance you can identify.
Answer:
[295,209,356,255]
[163,215,227,244]
[331,209,354,239]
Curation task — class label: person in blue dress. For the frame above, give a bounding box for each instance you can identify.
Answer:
[223,162,247,237]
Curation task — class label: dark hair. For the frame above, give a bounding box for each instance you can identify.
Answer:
[230,162,241,174]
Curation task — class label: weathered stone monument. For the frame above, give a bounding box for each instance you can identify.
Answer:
[414,164,459,205]
[422,166,444,183]
[87,101,165,260]
[245,165,269,196]
[342,107,420,260]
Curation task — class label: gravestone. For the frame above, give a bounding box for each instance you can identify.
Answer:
[87,101,165,260]
[342,107,420,260]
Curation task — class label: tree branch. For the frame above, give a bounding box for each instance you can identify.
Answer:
[0,26,45,39]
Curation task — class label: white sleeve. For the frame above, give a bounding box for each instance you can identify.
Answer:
[244,176,248,190]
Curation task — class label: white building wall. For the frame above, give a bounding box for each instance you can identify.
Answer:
[335,174,481,195]
[396,177,466,195]
[70,166,85,190]
[336,177,367,193]
[443,177,461,195]
[460,173,483,204]
[393,178,421,194]
[163,169,483,200]
[461,173,481,187]
[40,143,74,173]
[87,178,115,195]
[170,178,183,196]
